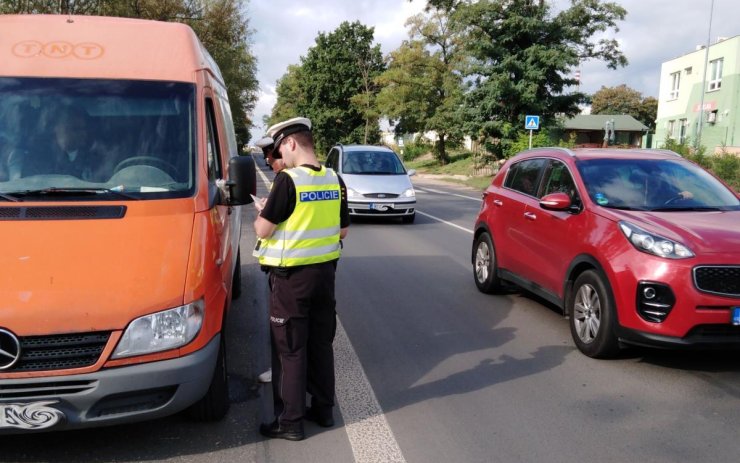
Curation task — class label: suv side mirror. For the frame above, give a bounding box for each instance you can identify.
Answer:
[225,156,256,205]
[539,192,572,211]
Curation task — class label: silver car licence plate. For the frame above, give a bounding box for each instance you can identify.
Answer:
[0,401,65,430]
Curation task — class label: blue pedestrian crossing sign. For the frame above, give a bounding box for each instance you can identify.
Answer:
[525,115,540,130]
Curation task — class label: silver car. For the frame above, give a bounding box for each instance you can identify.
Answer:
[325,144,416,223]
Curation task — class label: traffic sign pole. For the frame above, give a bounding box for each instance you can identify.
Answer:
[529,129,533,149]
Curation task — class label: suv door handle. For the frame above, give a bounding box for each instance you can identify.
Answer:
[493,199,503,206]
[524,212,537,221]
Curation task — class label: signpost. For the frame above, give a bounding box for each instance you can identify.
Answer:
[525,115,540,149]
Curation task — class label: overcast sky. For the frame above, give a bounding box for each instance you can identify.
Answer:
[246,0,738,140]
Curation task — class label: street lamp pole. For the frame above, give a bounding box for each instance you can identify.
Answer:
[696,0,715,151]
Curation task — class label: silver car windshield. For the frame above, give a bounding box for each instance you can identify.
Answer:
[577,158,740,211]
[0,77,195,200]
[342,150,406,175]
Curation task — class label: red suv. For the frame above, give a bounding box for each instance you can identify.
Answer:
[472,148,740,358]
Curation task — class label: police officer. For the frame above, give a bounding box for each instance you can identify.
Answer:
[254,117,349,441]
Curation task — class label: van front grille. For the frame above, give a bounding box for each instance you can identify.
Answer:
[0,206,126,220]
[12,332,111,372]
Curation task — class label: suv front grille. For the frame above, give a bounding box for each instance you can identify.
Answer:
[693,266,740,297]
[12,332,111,372]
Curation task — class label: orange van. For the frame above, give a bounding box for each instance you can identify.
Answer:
[0,15,256,432]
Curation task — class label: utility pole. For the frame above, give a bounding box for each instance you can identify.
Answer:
[696,0,715,151]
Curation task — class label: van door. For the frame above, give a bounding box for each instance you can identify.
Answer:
[204,96,230,292]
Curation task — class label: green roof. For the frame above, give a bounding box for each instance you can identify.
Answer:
[562,114,648,131]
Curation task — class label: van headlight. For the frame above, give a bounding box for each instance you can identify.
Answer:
[347,187,361,198]
[112,300,204,359]
[402,188,415,198]
[619,221,694,259]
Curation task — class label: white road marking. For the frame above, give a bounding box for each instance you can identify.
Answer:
[416,210,474,235]
[253,159,406,462]
[415,186,482,202]
[335,322,407,463]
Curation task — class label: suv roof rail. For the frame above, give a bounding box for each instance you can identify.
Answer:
[523,147,577,157]
[643,148,682,157]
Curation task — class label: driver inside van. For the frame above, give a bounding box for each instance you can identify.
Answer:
[8,105,102,181]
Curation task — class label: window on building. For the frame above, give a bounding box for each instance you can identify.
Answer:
[708,58,723,91]
[678,119,688,144]
[669,71,680,99]
[685,66,692,75]
[667,120,675,139]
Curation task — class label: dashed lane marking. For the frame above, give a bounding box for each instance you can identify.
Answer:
[415,210,474,235]
[415,186,482,202]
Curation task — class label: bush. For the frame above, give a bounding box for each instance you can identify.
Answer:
[711,150,740,191]
[399,140,431,162]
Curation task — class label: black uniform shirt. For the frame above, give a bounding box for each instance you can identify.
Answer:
[260,164,350,228]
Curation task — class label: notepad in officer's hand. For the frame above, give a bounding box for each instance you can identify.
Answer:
[251,194,266,211]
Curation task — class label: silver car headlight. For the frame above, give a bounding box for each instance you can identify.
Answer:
[402,188,415,198]
[112,300,204,359]
[347,187,361,198]
[619,221,694,259]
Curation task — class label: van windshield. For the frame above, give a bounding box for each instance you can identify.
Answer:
[0,77,195,200]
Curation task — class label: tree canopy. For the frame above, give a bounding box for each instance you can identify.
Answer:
[454,0,627,156]
[591,84,657,130]
[271,21,385,155]
[1,0,259,142]
[376,5,465,164]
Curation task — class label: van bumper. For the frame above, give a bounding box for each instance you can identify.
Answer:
[0,335,220,434]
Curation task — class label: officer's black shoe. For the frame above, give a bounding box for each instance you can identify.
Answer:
[305,407,334,427]
[259,420,305,441]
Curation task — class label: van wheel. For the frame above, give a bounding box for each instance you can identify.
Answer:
[473,232,504,294]
[401,213,415,224]
[568,270,620,358]
[231,249,242,300]
[188,335,230,421]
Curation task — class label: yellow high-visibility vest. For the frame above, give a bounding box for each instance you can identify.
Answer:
[257,166,341,267]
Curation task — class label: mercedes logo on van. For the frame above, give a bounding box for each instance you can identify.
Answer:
[0,329,21,370]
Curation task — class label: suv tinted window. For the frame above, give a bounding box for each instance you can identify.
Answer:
[541,160,580,206]
[505,158,546,197]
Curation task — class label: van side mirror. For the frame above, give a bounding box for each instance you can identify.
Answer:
[407,169,416,177]
[225,156,256,205]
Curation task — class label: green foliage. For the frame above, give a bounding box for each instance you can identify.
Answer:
[1,0,259,143]
[269,65,303,124]
[455,0,626,143]
[376,5,465,164]
[295,21,385,154]
[591,84,657,130]
[505,129,553,158]
[399,140,432,161]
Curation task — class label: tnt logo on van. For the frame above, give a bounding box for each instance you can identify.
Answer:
[12,41,105,60]
[299,190,340,202]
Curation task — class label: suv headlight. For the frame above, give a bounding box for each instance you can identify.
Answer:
[402,188,415,198]
[619,221,694,259]
[112,300,204,359]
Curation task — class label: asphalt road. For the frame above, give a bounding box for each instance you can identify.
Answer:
[3,162,739,462]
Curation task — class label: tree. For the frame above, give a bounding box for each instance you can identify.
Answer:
[297,21,385,154]
[591,84,657,130]
[452,0,627,157]
[0,0,259,142]
[269,65,304,124]
[376,5,464,164]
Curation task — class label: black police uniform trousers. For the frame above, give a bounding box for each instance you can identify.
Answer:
[268,261,337,426]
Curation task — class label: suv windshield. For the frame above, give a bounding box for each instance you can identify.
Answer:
[342,150,405,175]
[0,77,195,200]
[577,158,740,211]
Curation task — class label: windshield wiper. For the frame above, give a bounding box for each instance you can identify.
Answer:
[11,187,141,200]
[650,206,723,212]
[0,192,22,202]
[602,205,648,211]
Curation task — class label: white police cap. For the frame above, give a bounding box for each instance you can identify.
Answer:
[266,117,312,148]
[255,136,274,148]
